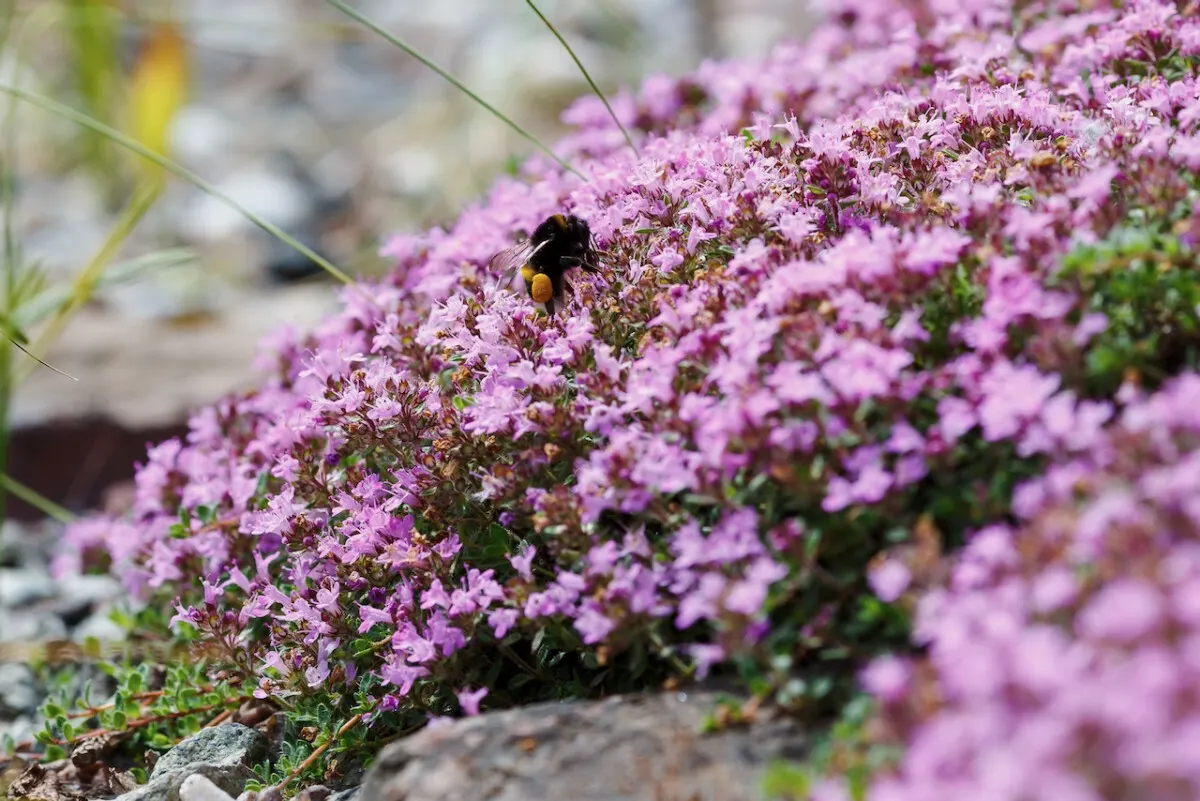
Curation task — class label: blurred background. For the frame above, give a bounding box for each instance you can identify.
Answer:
[2,0,817,521]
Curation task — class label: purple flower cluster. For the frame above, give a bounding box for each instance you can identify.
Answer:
[54,0,1200,774]
[866,375,1200,800]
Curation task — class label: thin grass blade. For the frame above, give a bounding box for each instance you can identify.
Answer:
[323,0,585,180]
[523,0,639,157]
[0,474,77,524]
[0,83,359,288]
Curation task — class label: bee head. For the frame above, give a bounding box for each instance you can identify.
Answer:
[563,215,596,265]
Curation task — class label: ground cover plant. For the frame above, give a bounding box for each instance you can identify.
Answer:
[21,0,1200,796]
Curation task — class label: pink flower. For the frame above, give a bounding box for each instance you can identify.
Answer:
[574,602,616,644]
[456,686,488,717]
[508,546,536,582]
[686,644,725,681]
[1077,579,1165,643]
[978,364,1061,442]
[1031,567,1079,614]
[869,560,912,603]
[860,656,911,703]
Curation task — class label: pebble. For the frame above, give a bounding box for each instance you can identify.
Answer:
[0,568,56,607]
[169,104,237,167]
[60,573,123,607]
[0,610,67,643]
[180,774,237,801]
[0,664,40,716]
[180,166,314,242]
[0,715,36,748]
[44,575,120,628]
[72,609,130,644]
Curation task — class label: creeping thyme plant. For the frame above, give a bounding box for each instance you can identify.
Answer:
[34,0,1200,795]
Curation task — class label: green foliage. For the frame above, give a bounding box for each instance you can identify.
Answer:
[32,658,251,765]
[1054,222,1200,396]
[761,694,901,801]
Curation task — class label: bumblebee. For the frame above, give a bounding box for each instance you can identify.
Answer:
[490,213,599,316]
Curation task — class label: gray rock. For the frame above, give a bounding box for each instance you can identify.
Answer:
[0,521,49,569]
[48,575,123,627]
[359,691,808,801]
[0,608,67,643]
[72,607,129,643]
[117,725,269,801]
[0,714,36,748]
[0,663,40,716]
[329,787,361,801]
[60,573,123,607]
[179,773,237,801]
[296,785,331,801]
[0,567,55,606]
[151,724,269,779]
[180,166,312,242]
[118,763,257,801]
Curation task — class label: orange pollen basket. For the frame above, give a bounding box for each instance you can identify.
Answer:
[531,273,553,303]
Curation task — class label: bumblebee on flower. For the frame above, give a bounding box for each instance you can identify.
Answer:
[490,213,600,317]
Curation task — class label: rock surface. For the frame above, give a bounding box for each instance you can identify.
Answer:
[150,726,268,780]
[359,691,807,801]
[0,521,125,750]
[118,763,255,801]
[179,773,237,801]
[116,725,268,801]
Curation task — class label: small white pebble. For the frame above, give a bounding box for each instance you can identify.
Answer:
[179,774,236,801]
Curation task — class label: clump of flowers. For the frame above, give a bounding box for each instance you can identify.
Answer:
[44,0,1200,793]
[865,374,1200,800]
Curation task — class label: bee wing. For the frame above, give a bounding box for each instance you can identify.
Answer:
[489,241,533,289]
[489,238,554,291]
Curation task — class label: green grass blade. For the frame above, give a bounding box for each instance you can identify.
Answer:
[1,323,77,380]
[0,0,26,526]
[1,473,77,525]
[523,0,639,157]
[0,82,359,289]
[323,0,585,180]
[64,0,121,194]
[17,176,164,383]
[14,248,195,328]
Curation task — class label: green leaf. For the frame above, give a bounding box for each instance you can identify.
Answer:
[760,760,810,799]
[255,470,271,498]
[508,672,536,691]
[530,627,546,655]
[127,670,144,692]
[45,744,67,761]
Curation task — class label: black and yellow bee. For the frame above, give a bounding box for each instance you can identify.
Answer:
[490,213,599,316]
